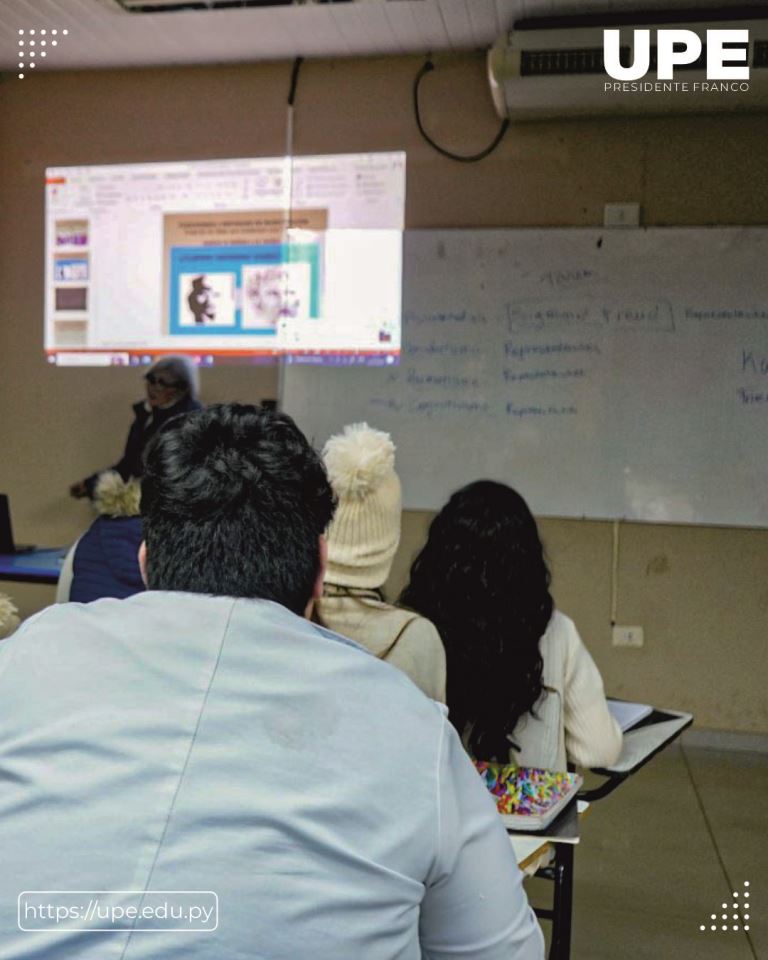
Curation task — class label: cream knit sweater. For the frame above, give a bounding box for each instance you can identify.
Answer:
[509,610,622,771]
[315,594,447,704]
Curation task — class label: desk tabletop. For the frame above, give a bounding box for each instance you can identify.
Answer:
[509,834,550,871]
[0,548,66,584]
[596,709,694,776]
[508,801,589,870]
[581,707,694,802]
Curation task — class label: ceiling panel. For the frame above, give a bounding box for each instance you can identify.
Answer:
[381,2,425,54]
[466,0,501,49]
[327,3,400,57]
[434,0,474,52]
[0,0,761,73]
[408,1,455,51]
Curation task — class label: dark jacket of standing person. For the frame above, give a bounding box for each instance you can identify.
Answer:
[92,393,200,490]
[69,355,202,499]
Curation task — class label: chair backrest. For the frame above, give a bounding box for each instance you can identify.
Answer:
[55,539,79,603]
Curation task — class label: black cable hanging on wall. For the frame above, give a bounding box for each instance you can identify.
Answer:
[288,56,304,107]
[413,59,509,163]
[284,57,304,228]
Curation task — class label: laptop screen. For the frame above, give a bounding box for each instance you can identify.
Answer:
[0,495,17,553]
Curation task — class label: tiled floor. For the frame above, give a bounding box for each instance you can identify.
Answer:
[525,744,766,959]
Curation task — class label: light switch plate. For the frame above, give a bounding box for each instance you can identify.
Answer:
[612,625,644,647]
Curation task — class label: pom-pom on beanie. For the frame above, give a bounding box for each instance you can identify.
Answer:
[93,471,142,518]
[322,423,401,589]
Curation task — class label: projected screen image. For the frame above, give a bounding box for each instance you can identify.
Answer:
[44,153,405,367]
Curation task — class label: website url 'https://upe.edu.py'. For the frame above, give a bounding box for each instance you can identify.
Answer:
[18,891,218,932]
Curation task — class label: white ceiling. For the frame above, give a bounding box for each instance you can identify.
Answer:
[0,0,758,72]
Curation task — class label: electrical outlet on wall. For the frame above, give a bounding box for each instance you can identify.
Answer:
[612,625,644,648]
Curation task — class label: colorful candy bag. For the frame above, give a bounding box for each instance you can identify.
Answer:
[474,762,581,818]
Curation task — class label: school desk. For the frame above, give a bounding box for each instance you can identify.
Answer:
[505,707,693,960]
[508,800,587,960]
[581,708,694,802]
[0,548,66,585]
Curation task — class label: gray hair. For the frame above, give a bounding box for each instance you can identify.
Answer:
[148,355,200,401]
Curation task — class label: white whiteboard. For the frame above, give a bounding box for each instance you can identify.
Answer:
[283,228,768,527]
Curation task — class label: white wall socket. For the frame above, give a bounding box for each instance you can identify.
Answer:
[612,625,644,648]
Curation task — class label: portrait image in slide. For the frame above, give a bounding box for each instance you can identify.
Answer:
[178,273,236,327]
[242,263,311,330]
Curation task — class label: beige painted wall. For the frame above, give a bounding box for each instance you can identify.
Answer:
[1,55,766,732]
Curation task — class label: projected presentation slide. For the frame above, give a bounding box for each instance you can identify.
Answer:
[44,153,405,367]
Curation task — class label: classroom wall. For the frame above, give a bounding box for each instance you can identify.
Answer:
[1,54,766,733]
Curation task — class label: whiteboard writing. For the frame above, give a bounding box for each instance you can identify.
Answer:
[284,228,768,527]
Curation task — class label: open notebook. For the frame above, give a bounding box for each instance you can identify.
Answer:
[475,762,582,831]
[607,699,653,732]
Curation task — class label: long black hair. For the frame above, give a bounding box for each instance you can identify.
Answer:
[400,481,552,761]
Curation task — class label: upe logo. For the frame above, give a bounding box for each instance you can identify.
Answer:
[603,29,749,81]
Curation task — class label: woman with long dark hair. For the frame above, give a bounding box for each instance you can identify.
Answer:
[400,481,621,769]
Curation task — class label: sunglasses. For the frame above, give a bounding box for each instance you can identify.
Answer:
[145,373,184,389]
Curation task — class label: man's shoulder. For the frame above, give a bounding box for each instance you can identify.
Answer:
[2,594,448,725]
[10,592,409,654]
[4,593,236,656]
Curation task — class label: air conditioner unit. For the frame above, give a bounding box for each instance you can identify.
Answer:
[488,16,768,120]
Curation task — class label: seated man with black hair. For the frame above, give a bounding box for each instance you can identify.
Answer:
[0,404,543,960]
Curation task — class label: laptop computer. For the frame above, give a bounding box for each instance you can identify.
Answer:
[0,495,35,554]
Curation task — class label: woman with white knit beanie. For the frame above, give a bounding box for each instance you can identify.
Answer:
[315,423,446,703]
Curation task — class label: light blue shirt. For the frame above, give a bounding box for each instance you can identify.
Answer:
[0,592,543,959]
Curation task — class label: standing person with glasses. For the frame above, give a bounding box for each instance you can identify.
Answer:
[69,355,202,500]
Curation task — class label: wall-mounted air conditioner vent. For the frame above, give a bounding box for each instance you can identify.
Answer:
[519,45,712,77]
[488,15,768,120]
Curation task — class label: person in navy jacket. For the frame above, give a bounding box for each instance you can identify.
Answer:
[61,472,145,604]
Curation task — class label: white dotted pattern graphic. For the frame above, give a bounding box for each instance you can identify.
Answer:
[699,882,752,933]
[16,27,68,78]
